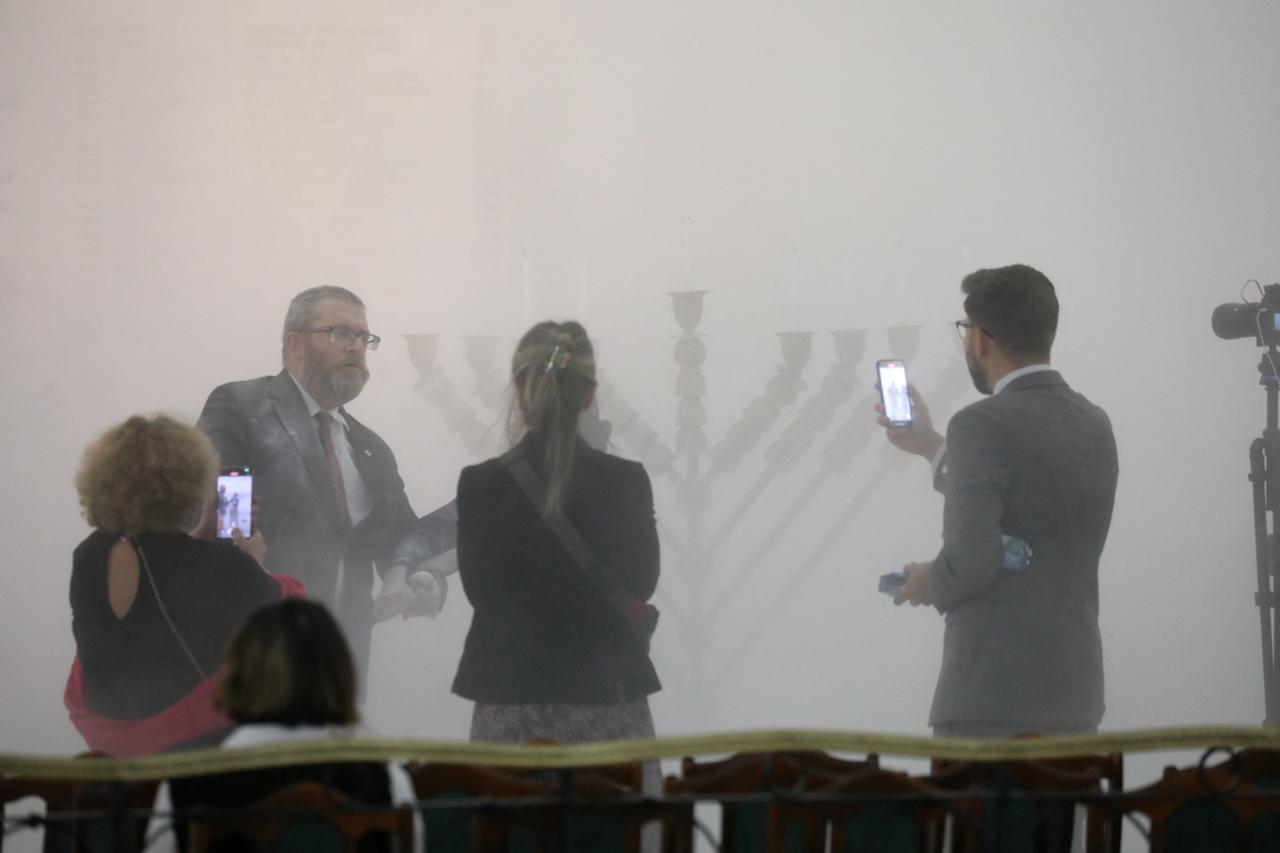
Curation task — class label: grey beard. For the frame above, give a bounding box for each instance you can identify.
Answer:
[329,370,367,406]
[304,363,367,407]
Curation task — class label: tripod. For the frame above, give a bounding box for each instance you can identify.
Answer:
[1250,345,1280,725]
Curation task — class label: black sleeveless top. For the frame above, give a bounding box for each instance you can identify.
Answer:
[69,530,279,718]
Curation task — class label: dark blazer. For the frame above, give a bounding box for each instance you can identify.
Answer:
[452,435,661,705]
[929,369,1118,731]
[198,371,418,679]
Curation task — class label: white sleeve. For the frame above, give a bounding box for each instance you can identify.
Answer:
[143,781,179,853]
[388,761,423,853]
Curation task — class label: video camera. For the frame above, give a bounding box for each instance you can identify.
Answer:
[1214,283,1280,346]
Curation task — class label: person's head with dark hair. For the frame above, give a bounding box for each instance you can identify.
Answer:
[957,264,1058,394]
[217,599,358,727]
[508,320,597,517]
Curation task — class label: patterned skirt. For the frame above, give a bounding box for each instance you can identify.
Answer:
[469,699,656,744]
[470,698,663,813]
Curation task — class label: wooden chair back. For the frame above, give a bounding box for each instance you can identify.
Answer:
[766,766,946,853]
[663,752,880,853]
[927,757,1118,853]
[1088,762,1280,853]
[408,760,652,853]
[1,769,158,853]
[1,776,72,853]
[185,779,413,853]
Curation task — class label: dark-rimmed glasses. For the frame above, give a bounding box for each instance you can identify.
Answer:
[299,326,381,351]
[954,320,992,340]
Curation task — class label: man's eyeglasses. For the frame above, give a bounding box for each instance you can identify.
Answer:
[299,326,381,351]
[954,320,992,340]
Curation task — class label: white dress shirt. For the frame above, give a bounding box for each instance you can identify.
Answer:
[290,375,375,607]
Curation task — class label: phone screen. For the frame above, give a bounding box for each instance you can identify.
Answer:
[877,360,912,426]
[216,467,253,539]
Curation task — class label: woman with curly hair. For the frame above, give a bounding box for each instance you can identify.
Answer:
[66,414,302,756]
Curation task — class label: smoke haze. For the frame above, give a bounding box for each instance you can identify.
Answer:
[2,5,1278,826]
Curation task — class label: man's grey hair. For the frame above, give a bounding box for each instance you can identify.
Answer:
[281,286,365,365]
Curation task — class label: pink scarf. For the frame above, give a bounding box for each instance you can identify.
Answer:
[64,572,305,757]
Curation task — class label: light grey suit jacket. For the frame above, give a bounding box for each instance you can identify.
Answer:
[928,370,1117,731]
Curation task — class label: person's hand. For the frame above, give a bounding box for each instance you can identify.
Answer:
[231,528,267,567]
[190,493,218,540]
[876,384,944,460]
[894,561,932,607]
[374,565,414,621]
[403,569,448,618]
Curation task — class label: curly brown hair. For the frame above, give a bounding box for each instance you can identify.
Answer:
[75,414,218,536]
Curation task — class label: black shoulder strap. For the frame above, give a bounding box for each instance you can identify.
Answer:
[501,449,615,594]
[132,538,207,680]
[501,449,659,652]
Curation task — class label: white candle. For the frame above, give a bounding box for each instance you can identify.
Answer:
[684,215,693,277]
[521,258,532,326]
[787,248,800,330]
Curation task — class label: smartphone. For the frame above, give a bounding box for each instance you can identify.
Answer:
[876,359,913,427]
[215,467,253,539]
[878,571,907,597]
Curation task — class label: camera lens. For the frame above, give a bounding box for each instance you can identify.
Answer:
[1212,303,1264,341]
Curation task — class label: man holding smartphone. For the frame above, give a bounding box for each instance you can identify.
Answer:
[878,264,1118,738]
[198,285,456,686]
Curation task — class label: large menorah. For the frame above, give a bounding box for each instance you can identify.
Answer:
[405,293,971,724]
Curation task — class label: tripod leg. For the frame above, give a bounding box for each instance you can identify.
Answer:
[1252,439,1279,725]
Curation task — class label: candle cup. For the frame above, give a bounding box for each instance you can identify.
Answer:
[831,330,867,368]
[777,332,814,372]
[669,290,708,335]
[404,334,441,375]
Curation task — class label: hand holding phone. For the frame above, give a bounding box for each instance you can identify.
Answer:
[878,572,907,596]
[231,527,268,566]
[875,372,945,461]
[876,359,913,427]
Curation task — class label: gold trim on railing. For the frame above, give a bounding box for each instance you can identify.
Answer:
[5,727,1280,781]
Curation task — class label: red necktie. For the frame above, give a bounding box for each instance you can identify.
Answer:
[316,412,352,528]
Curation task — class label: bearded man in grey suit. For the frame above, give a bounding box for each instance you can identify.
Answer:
[879,264,1118,738]
[199,286,455,685]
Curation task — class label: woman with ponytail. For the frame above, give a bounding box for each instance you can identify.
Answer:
[451,320,662,744]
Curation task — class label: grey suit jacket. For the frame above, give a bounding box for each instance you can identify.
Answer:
[198,371,419,679]
[928,370,1117,731]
